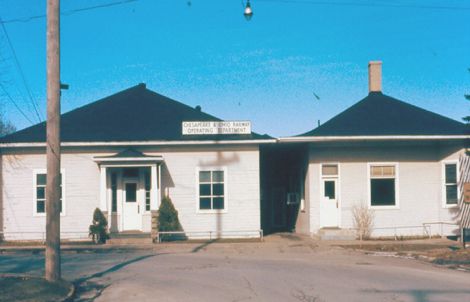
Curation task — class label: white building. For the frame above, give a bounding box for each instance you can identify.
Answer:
[1,62,468,241]
[276,62,469,239]
[0,84,273,241]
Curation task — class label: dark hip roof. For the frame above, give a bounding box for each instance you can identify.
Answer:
[1,84,270,143]
[300,92,467,137]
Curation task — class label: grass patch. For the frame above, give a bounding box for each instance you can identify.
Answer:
[0,275,72,302]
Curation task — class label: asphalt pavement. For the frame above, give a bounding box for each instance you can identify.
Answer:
[1,235,469,302]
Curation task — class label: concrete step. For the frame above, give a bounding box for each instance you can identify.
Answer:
[318,228,356,241]
[107,232,153,245]
[107,237,153,245]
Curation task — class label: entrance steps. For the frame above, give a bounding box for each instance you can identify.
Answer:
[318,228,356,241]
[107,231,153,245]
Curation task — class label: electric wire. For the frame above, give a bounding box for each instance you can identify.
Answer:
[0,0,469,25]
[256,0,470,11]
[0,18,43,122]
[0,0,139,24]
[0,81,35,125]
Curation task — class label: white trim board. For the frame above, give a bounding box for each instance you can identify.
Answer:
[279,135,470,143]
[0,139,276,148]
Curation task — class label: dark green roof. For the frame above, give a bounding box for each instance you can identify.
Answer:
[300,92,467,137]
[1,84,271,143]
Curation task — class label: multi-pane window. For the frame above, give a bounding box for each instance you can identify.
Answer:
[35,173,63,214]
[144,172,151,211]
[444,163,458,205]
[111,172,117,213]
[370,165,396,207]
[199,170,225,210]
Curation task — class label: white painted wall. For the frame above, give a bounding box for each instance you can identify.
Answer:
[1,145,261,240]
[308,144,465,238]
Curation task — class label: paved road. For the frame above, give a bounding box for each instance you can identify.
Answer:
[1,235,469,302]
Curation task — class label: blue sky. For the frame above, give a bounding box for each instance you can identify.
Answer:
[0,0,469,137]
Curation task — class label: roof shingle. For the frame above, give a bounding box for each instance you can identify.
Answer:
[300,92,467,137]
[1,84,269,143]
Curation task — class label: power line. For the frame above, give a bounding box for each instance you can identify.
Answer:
[0,0,468,25]
[0,0,139,24]
[0,81,35,124]
[0,18,43,123]
[257,0,470,11]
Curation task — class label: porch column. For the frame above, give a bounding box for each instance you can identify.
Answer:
[99,166,108,212]
[150,164,158,210]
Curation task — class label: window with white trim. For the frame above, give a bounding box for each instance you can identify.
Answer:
[144,171,151,212]
[444,163,458,205]
[369,165,397,207]
[198,170,225,210]
[35,173,64,214]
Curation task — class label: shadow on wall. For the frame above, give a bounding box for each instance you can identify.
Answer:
[197,145,241,240]
[161,162,175,198]
[450,153,470,240]
[2,154,29,241]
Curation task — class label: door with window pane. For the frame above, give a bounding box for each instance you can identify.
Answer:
[320,178,340,227]
[320,164,340,228]
[122,180,142,230]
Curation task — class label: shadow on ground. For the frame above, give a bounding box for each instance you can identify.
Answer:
[73,254,155,302]
[363,289,470,302]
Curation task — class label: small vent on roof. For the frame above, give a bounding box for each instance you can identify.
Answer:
[138,83,146,89]
[195,105,202,112]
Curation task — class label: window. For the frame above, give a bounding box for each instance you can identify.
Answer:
[369,164,397,207]
[198,170,225,211]
[34,172,64,215]
[111,172,117,213]
[144,172,151,211]
[322,164,338,177]
[125,183,137,202]
[321,164,339,200]
[324,180,336,199]
[444,163,458,205]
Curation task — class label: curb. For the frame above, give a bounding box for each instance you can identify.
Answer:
[0,244,157,254]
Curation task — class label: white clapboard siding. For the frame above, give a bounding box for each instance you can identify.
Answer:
[308,145,464,237]
[1,145,260,240]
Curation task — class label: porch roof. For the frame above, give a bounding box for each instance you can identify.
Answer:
[94,148,163,164]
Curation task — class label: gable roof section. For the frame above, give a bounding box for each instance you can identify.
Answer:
[1,84,270,144]
[299,92,467,137]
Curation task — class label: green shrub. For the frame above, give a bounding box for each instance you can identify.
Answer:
[157,196,185,241]
[89,208,109,244]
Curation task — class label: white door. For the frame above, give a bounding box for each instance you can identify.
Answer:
[320,178,340,227]
[122,180,142,231]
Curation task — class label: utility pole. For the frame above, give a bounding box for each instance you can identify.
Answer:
[45,0,61,282]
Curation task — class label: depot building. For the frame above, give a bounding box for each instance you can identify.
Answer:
[1,61,469,241]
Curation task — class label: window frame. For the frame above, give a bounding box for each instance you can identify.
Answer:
[319,163,342,227]
[33,169,66,217]
[442,160,459,208]
[196,167,228,214]
[144,171,151,213]
[367,163,399,210]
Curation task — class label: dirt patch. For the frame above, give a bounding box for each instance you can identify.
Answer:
[426,249,470,265]
[339,243,449,252]
[340,242,470,271]
[0,275,73,302]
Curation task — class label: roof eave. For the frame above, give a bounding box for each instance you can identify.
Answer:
[0,138,277,149]
[278,135,470,143]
